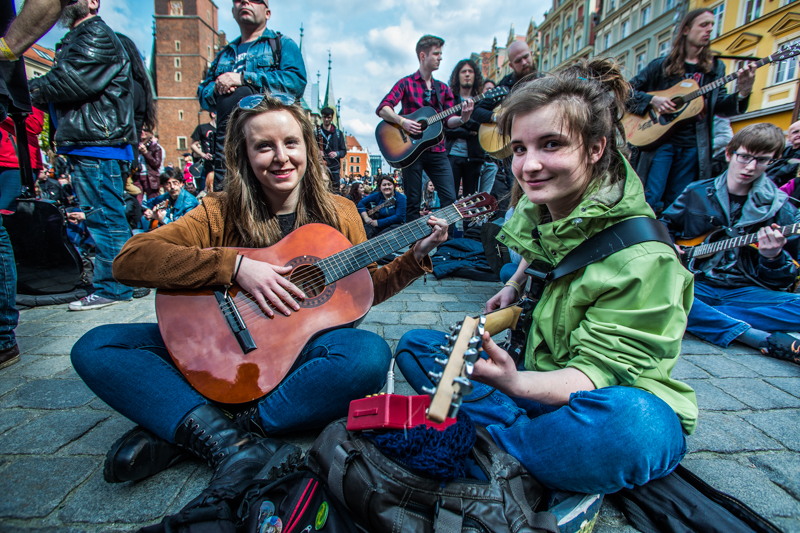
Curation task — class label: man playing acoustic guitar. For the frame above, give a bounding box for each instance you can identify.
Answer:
[661,123,800,363]
[376,35,473,224]
[629,8,756,214]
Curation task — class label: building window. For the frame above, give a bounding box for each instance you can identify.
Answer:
[208,46,212,60]
[543,60,549,71]
[743,0,762,25]
[575,35,582,50]
[578,5,584,18]
[564,44,570,58]
[178,110,184,120]
[33,70,43,77]
[609,0,616,12]
[774,40,800,84]
[350,165,354,173]
[711,3,725,38]
[169,0,183,15]
[175,71,182,82]
[658,33,671,57]
[604,32,612,50]
[641,4,651,26]
[356,157,360,163]
[552,52,558,65]
[350,156,354,163]
[174,57,181,68]
[664,0,675,10]
[567,15,572,27]
[175,40,181,52]
[621,19,630,39]
[177,137,187,150]
[636,48,648,73]
[207,10,211,21]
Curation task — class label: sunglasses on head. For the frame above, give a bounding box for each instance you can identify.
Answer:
[238,92,297,110]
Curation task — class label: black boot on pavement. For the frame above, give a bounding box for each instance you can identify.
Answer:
[0,343,19,370]
[761,333,800,365]
[175,404,301,491]
[103,426,189,483]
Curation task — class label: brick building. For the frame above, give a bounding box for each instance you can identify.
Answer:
[341,135,370,177]
[152,0,222,168]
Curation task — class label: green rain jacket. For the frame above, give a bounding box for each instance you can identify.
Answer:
[498,158,699,434]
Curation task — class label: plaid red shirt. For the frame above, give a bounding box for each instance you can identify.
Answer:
[376,70,454,153]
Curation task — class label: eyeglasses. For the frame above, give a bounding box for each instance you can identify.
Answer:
[233,0,266,5]
[238,92,296,110]
[733,151,775,167]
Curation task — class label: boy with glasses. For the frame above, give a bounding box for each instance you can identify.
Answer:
[661,123,800,363]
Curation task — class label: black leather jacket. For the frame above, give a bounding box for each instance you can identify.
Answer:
[29,17,135,149]
[660,174,800,291]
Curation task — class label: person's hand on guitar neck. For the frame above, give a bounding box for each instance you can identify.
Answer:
[234,257,306,318]
[758,223,787,259]
[411,215,449,261]
[735,62,757,99]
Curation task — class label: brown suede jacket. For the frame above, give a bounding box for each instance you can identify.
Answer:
[113,193,432,306]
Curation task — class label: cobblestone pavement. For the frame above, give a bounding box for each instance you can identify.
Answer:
[1,277,799,532]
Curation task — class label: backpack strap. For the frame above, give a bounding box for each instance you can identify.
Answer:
[550,217,675,283]
[434,506,463,533]
[328,444,351,509]
[509,476,560,533]
[267,32,282,69]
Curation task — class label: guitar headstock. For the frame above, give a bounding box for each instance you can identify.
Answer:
[772,43,800,63]
[483,86,510,101]
[424,315,485,423]
[454,193,498,221]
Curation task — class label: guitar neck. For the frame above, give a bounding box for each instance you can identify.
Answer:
[426,91,491,126]
[682,56,773,102]
[318,203,463,283]
[689,223,800,258]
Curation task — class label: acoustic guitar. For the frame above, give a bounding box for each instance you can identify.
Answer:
[155,192,498,404]
[478,105,512,160]
[365,196,396,217]
[622,44,800,150]
[147,199,169,231]
[375,87,508,168]
[676,223,800,273]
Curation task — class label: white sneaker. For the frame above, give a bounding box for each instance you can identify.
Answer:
[68,293,125,311]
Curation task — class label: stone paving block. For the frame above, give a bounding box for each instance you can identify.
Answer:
[1,379,96,409]
[687,412,782,453]
[59,462,199,524]
[55,365,82,380]
[18,307,62,321]
[40,323,105,338]
[731,354,800,378]
[13,321,58,337]
[357,324,380,336]
[0,456,98,518]
[371,300,405,312]
[679,338,723,355]
[17,335,60,355]
[750,452,800,500]
[362,311,400,325]
[440,312,473,328]
[384,292,420,301]
[0,376,26,398]
[131,313,157,323]
[398,286,429,293]
[89,397,115,411]
[468,281,503,288]
[2,355,72,380]
[441,301,485,312]
[766,378,800,399]
[164,463,212,515]
[405,301,443,312]
[450,292,494,302]
[683,355,758,378]
[682,458,800,519]
[63,415,137,456]
[419,293,458,302]
[740,410,800,452]
[438,279,470,286]
[0,409,108,453]
[400,312,440,325]
[0,408,43,436]
[683,379,747,411]
[383,325,429,340]
[709,378,800,409]
[47,308,119,323]
[2,526,88,533]
[671,358,711,380]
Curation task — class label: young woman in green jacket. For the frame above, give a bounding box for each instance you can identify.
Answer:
[396,58,698,495]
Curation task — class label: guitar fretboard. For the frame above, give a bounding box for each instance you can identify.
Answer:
[688,223,800,258]
[316,202,475,283]
[681,51,787,103]
[426,88,505,126]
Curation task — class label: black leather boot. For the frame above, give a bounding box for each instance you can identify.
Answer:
[175,404,301,489]
[103,426,189,483]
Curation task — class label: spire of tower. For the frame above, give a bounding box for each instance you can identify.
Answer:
[323,50,339,128]
[298,22,318,115]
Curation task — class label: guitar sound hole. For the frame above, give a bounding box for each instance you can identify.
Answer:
[291,264,326,297]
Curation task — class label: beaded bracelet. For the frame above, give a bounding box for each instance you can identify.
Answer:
[0,38,17,61]
[232,255,243,283]
[505,280,522,297]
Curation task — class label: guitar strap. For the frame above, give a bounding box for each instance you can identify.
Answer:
[526,217,676,290]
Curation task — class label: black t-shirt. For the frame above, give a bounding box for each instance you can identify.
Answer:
[729,193,748,224]
[191,123,215,161]
[277,213,296,238]
[668,62,705,148]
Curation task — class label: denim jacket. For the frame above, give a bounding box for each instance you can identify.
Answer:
[197,29,307,111]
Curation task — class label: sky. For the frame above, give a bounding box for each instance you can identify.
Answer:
[31,0,547,164]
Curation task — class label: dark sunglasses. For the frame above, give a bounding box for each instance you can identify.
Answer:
[233,0,267,5]
[238,92,296,110]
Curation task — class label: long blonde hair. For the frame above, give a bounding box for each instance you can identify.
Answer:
[223,94,340,247]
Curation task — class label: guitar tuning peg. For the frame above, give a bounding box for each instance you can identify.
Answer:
[478,315,487,325]
[427,370,443,382]
[434,357,448,366]
[464,348,479,363]
[468,335,482,346]
[444,334,452,342]
[464,361,474,375]
[453,376,473,392]
[438,345,451,355]
[421,386,436,395]
[448,404,462,419]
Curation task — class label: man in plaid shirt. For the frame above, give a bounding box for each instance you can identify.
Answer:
[377,35,474,224]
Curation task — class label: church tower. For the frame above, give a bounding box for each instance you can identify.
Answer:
[322,51,340,129]
[152,0,222,168]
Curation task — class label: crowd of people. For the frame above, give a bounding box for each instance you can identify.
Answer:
[0,0,799,527]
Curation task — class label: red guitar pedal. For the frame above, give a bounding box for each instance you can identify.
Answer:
[346,393,456,432]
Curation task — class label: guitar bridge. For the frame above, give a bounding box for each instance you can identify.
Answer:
[214,289,257,354]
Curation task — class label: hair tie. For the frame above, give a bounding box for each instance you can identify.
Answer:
[578,76,588,81]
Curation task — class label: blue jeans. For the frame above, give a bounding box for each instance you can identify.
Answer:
[396,330,687,494]
[0,217,17,350]
[68,156,132,301]
[645,144,699,213]
[479,161,498,194]
[687,281,800,347]
[0,168,21,211]
[71,324,391,442]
